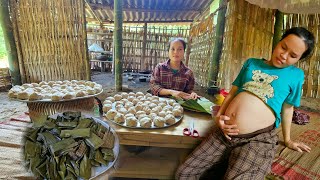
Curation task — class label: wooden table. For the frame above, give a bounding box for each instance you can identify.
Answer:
[102,110,215,179]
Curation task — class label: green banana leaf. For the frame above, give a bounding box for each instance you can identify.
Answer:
[23,111,116,180]
[80,154,92,179]
[85,133,104,150]
[177,97,214,114]
[60,128,91,138]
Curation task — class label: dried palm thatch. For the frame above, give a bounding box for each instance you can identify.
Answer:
[285,14,320,98]
[9,0,89,83]
[217,0,274,90]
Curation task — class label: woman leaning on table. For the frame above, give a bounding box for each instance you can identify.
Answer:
[150,38,199,100]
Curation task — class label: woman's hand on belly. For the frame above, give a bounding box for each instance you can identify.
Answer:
[215,115,240,140]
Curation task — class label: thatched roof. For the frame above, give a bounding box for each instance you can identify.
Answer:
[85,0,213,23]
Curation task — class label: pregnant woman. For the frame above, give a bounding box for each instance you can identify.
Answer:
[176,27,315,180]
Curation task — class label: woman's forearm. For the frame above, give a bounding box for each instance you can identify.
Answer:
[281,103,294,144]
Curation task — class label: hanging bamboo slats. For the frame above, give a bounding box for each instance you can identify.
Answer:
[188,14,216,87]
[217,0,274,90]
[285,14,320,98]
[9,0,89,82]
[121,26,189,72]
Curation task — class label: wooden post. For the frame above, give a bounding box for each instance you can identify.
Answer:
[0,1,21,85]
[114,0,123,91]
[208,0,227,87]
[142,23,147,70]
[272,10,284,50]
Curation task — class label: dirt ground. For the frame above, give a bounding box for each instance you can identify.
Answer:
[0,71,318,122]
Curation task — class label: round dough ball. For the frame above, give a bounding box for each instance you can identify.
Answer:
[168,99,176,106]
[136,110,146,117]
[114,113,125,123]
[132,99,139,105]
[124,102,134,109]
[126,116,138,127]
[51,92,63,101]
[158,102,167,108]
[106,97,115,103]
[63,92,75,100]
[76,91,87,97]
[142,107,151,115]
[154,117,165,127]
[158,111,166,117]
[121,92,129,99]
[145,93,152,98]
[103,104,112,113]
[164,114,176,125]
[135,104,143,111]
[172,109,183,117]
[106,109,117,120]
[114,94,122,101]
[149,103,157,109]
[103,100,113,105]
[140,117,152,128]
[128,107,136,114]
[128,92,136,97]
[149,113,158,119]
[128,96,135,102]
[86,87,96,95]
[29,92,43,101]
[124,113,135,118]
[136,92,144,97]
[118,108,128,115]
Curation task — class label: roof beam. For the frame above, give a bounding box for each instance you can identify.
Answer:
[85,0,102,24]
[88,3,201,14]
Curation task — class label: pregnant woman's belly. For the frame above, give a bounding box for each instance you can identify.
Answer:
[225,91,276,134]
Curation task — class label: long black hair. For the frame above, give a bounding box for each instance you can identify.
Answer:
[281,27,315,60]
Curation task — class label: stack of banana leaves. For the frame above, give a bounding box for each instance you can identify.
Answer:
[23,111,116,180]
[176,97,214,114]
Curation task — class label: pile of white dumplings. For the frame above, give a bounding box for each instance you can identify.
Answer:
[8,80,103,101]
[103,92,184,128]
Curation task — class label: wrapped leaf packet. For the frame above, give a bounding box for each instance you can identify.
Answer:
[177,97,214,114]
[23,111,116,180]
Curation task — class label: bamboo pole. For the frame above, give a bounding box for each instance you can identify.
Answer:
[142,22,147,70]
[114,0,123,91]
[82,0,91,80]
[0,1,21,85]
[272,10,284,51]
[208,0,227,87]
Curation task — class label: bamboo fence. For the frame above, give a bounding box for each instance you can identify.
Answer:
[9,0,89,83]
[0,68,11,91]
[87,25,189,72]
[285,14,320,98]
[217,0,274,90]
[188,14,216,87]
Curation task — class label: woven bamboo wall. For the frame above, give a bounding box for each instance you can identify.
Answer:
[9,0,89,83]
[217,0,274,90]
[285,14,320,98]
[122,26,189,72]
[0,68,11,91]
[188,14,216,87]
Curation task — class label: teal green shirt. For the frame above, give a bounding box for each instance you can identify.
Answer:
[171,69,179,74]
[232,58,304,128]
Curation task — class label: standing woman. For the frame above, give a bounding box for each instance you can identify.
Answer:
[150,38,199,100]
